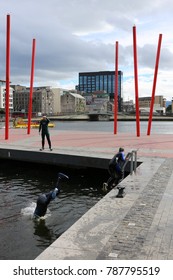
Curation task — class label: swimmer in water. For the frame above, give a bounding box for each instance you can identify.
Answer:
[33,172,69,219]
[33,188,59,219]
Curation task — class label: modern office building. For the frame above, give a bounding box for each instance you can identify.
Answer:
[78,71,123,111]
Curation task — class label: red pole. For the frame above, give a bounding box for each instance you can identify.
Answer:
[114,41,118,134]
[27,39,36,135]
[5,14,10,140]
[133,25,140,137]
[147,34,162,135]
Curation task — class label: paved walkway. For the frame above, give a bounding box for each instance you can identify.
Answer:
[1,127,173,259]
[36,157,173,260]
[0,127,173,159]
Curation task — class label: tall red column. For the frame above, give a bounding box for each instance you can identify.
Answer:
[5,14,10,140]
[147,34,162,135]
[27,39,36,135]
[114,41,118,134]
[133,26,140,137]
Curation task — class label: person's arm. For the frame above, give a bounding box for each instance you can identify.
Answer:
[46,118,50,125]
[109,154,117,166]
[39,120,42,133]
[121,152,126,161]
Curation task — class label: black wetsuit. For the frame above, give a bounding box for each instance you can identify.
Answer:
[107,151,126,187]
[39,118,52,150]
[34,189,59,218]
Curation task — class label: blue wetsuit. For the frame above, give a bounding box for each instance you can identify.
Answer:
[34,188,59,218]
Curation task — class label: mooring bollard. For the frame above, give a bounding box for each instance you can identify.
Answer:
[116,185,126,198]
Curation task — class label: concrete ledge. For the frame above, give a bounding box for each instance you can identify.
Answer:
[0,147,138,172]
[36,157,164,259]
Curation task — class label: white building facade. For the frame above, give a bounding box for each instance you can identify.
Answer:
[0,80,14,111]
[61,91,86,114]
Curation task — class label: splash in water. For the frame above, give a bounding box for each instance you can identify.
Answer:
[21,202,51,220]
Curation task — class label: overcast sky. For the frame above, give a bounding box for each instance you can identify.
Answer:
[1,0,173,101]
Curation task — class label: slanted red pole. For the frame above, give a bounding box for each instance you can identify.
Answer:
[133,25,140,137]
[147,34,162,135]
[27,39,36,134]
[114,41,118,134]
[5,14,10,140]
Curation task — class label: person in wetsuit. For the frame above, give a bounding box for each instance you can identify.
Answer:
[33,188,59,218]
[104,147,126,190]
[39,115,52,151]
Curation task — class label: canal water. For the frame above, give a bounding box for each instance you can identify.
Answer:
[0,159,107,260]
[52,120,173,134]
[0,120,172,260]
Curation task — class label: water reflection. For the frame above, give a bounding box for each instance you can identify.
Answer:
[33,219,54,244]
[53,120,173,134]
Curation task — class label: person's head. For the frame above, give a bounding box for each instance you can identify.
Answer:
[42,115,46,119]
[119,147,124,152]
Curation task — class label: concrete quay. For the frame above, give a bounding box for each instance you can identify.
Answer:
[1,127,173,259]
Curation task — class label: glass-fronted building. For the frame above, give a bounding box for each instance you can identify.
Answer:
[78,71,123,111]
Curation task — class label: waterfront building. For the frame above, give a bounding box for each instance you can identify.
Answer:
[78,71,123,111]
[61,91,86,114]
[0,80,14,112]
[123,100,135,113]
[83,90,110,114]
[12,86,87,116]
[12,86,61,116]
[139,96,166,108]
[139,95,166,115]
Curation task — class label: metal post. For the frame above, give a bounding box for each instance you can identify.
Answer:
[27,38,36,134]
[114,41,118,134]
[147,34,162,136]
[130,153,133,175]
[5,14,10,140]
[132,150,137,173]
[133,25,140,137]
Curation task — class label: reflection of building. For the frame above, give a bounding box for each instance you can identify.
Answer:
[78,71,123,111]
[61,91,86,114]
[0,80,13,111]
[139,96,166,115]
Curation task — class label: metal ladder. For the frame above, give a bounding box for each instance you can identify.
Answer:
[122,150,137,179]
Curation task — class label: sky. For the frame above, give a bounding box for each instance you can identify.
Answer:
[1,0,173,101]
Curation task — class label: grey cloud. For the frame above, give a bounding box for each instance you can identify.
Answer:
[0,0,173,87]
[137,44,173,70]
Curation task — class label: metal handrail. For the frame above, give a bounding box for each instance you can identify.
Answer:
[121,150,137,179]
